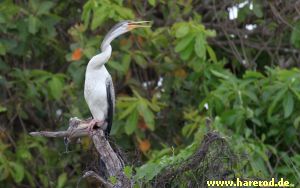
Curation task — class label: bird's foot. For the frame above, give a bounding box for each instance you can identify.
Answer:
[87,119,105,136]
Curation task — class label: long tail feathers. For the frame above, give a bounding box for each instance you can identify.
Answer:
[105,82,113,138]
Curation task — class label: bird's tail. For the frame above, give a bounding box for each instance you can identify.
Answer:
[105,83,113,138]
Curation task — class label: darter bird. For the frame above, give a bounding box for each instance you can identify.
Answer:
[84,20,150,137]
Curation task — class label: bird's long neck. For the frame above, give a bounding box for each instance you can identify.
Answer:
[101,27,126,51]
[88,28,125,70]
[101,37,113,52]
[87,45,112,70]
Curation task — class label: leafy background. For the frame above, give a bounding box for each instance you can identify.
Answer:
[1,0,300,187]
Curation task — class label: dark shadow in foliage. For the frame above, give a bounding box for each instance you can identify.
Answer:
[152,132,237,188]
[79,132,246,188]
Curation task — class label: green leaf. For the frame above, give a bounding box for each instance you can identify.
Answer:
[195,33,206,58]
[124,166,133,178]
[91,7,107,30]
[138,101,155,130]
[113,5,134,19]
[175,34,194,53]
[109,176,117,185]
[29,0,39,12]
[283,92,294,118]
[0,106,7,113]
[81,1,93,28]
[119,101,137,119]
[125,109,138,135]
[182,123,197,137]
[49,76,64,100]
[135,162,163,182]
[122,54,131,73]
[210,69,230,80]
[253,0,263,18]
[30,69,51,77]
[9,162,24,183]
[38,174,49,187]
[148,0,156,7]
[180,42,194,60]
[36,1,54,15]
[243,71,264,79]
[175,25,190,38]
[250,156,268,177]
[244,90,259,103]
[28,15,39,34]
[221,109,241,126]
[83,47,96,58]
[206,44,217,62]
[189,58,202,72]
[108,60,126,73]
[294,116,300,129]
[205,29,216,37]
[133,54,147,68]
[56,173,67,188]
[0,165,9,181]
[0,39,17,53]
[147,98,161,112]
[0,13,5,24]
[0,42,6,55]
[238,6,250,22]
[17,147,32,160]
[291,21,300,48]
[267,88,288,120]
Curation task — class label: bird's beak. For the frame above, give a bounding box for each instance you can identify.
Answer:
[127,21,151,31]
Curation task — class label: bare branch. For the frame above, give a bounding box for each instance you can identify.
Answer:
[29,117,92,142]
[29,130,69,137]
[29,117,130,188]
[83,171,113,188]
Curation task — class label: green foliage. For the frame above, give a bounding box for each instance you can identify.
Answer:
[172,21,216,64]
[204,68,300,181]
[109,175,118,185]
[123,165,133,179]
[1,0,300,187]
[56,173,67,188]
[291,21,300,48]
[116,90,162,135]
[135,114,207,183]
[134,145,193,183]
[0,0,59,57]
[82,0,134,30]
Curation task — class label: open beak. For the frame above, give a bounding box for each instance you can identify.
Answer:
[127,21,151,30]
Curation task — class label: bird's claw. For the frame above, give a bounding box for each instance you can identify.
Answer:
[87,119,104,136]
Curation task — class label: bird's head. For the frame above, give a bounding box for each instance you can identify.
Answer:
[111,20,151,35]
[101,20,151,50]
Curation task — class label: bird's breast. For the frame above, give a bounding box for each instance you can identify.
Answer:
[84,67,110,120]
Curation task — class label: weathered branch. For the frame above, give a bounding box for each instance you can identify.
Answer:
[29,117,130,188]
[83,171,113,188]
[29,130,69,137]
[30,117,90,142]
[91,130,124,176]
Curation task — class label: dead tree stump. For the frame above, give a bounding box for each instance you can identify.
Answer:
[30,117,130,188]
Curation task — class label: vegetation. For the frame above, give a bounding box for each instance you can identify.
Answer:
[1,0,300,187]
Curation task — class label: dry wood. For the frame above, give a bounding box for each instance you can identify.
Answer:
[30,117,90,142]
[83,171,113,188]
[29,117,130,188]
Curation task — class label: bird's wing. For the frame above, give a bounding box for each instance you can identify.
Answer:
[105,77,115,137]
